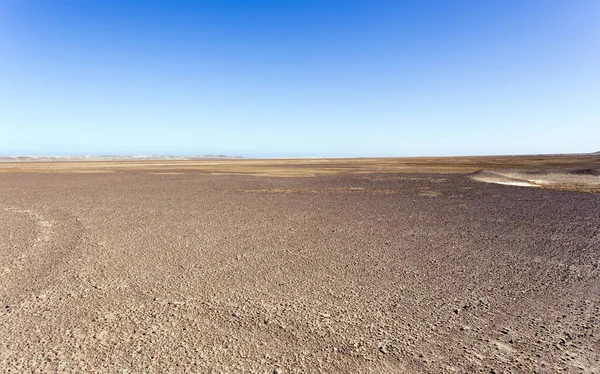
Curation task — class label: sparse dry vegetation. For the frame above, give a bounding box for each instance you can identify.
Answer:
[1,154,598,176]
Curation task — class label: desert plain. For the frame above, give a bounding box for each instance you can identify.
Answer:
[1,155,599,373]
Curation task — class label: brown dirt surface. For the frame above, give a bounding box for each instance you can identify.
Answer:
[1,156,600,373]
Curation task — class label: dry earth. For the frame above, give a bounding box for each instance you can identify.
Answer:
[1,156,599,373]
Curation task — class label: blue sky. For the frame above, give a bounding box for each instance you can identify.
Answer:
[1,1,599,157]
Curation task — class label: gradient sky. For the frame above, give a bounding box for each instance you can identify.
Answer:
[1,1,599,157]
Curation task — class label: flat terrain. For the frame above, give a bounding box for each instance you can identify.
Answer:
[1,156,599,373]
[1,154,600,176]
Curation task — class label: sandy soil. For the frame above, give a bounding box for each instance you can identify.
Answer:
[1,160,599,373]
[471,169,600,192]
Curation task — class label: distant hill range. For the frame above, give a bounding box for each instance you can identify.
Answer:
[592,151,600,155]
[0,155,243,162]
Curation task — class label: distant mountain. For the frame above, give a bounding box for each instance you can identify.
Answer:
[0,155,243,162]
[592,151,600,155]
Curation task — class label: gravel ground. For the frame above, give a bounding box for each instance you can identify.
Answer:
[1,172,599,373]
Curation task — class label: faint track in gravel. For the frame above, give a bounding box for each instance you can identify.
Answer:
[0,206,85,299]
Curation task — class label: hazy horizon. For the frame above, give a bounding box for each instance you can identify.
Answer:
[1,151,598,159]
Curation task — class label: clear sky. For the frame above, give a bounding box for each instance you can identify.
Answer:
[1,1,599,157]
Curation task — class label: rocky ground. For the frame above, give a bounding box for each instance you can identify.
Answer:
[0,171,599,373]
